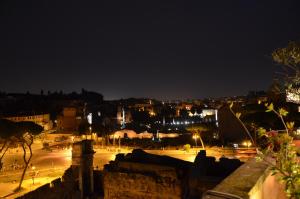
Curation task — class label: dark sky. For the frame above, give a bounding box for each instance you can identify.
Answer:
[0,0,299,100]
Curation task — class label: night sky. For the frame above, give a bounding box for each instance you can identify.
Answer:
[0,0,299,100]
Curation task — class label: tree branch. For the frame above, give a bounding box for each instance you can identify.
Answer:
[229,106,256,147]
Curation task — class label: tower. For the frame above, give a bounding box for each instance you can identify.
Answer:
[121,107,126,129]
[72,140,95,198]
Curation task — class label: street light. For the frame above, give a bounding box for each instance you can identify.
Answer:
[31,166,38,185]
[193,134,199,147]
[243,140,252,148]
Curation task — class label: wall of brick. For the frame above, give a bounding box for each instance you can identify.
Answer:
[103,169,182,199]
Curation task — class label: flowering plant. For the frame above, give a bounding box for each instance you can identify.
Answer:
[230,102,300,198]
[256,103,300,198]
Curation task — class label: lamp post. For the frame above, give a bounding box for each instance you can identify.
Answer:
[193,134,199,147]
[243,140,252,148]
[31,166,37,185]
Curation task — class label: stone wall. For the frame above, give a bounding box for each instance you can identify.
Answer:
[102,150,243,199]
[188,150,243,198]
[103,162,183,199]
[16,145,246,199]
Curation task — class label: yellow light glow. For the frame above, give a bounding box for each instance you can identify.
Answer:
[242,140,252,147]
[193,135,199,139]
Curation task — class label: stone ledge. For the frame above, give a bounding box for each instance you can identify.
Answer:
[203,158,286,199]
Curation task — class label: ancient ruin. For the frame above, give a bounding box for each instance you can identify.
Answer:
[17,141,254,199]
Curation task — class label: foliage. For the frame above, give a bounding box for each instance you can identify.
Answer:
[230,100,300,198]
[0,120,43,171]
[267,41,300,198]
[179,109,189,119]
[272,42,300,94]
[0,119,18,170]
[186,125,207,149]
[78,120,89,135]
[15,122,43,191]
[0,120,43,191]
[229,103,256,147]
[186,124,210,132]
[272,41,300,69]
[160,105,176,118]
[256,103,300,198]
[131,110,150,123]
[101,117,119,134]
[16,121,44,136]
[0,119,18,139]
[183,144,191,152]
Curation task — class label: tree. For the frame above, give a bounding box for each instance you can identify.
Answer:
[15,121,43,191]
[229,100,300,197]
[272,41,300,73]
[186,125,206,149]
[179,109,189,119]
[257,104,300,198]
[229,103,256,147]
[78,120,89,136]
[131,110,150,124]
[160,105,176,118]
[272,41,300,99]
[99,117,119,146]
[0,119,18,170]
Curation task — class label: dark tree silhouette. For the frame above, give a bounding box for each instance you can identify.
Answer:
[0,119,18,170]
[15,122,43,191]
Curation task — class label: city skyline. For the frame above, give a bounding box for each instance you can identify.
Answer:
[0,1,299,198]
[0,0,299,100]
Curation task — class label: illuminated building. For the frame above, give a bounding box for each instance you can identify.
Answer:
[4,113,53,130]
[57,107,81,132]
[116,106,132,127]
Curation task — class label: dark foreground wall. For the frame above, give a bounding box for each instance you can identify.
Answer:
[104,162,183,199]
[102,149,243,199]
[17,168,81,199]
[17,148,243,199]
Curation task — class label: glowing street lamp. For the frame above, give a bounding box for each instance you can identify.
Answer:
[243,140,252,148]
[71,136,74,143]
[31,166,38,185]
[193,134,199,147]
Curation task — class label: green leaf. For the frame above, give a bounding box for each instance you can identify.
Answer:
[235,112,241,119]
[279,108,289,117]
[266,103,274,112]
[257,127,266,137]
[286,122,295,130]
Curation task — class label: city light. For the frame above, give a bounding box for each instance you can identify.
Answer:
[193,134,199,147]
[242,140,252,148]
[1,1,298,198]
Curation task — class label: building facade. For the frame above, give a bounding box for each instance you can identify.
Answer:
[4,113,53,130]
[57,107,81,132]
